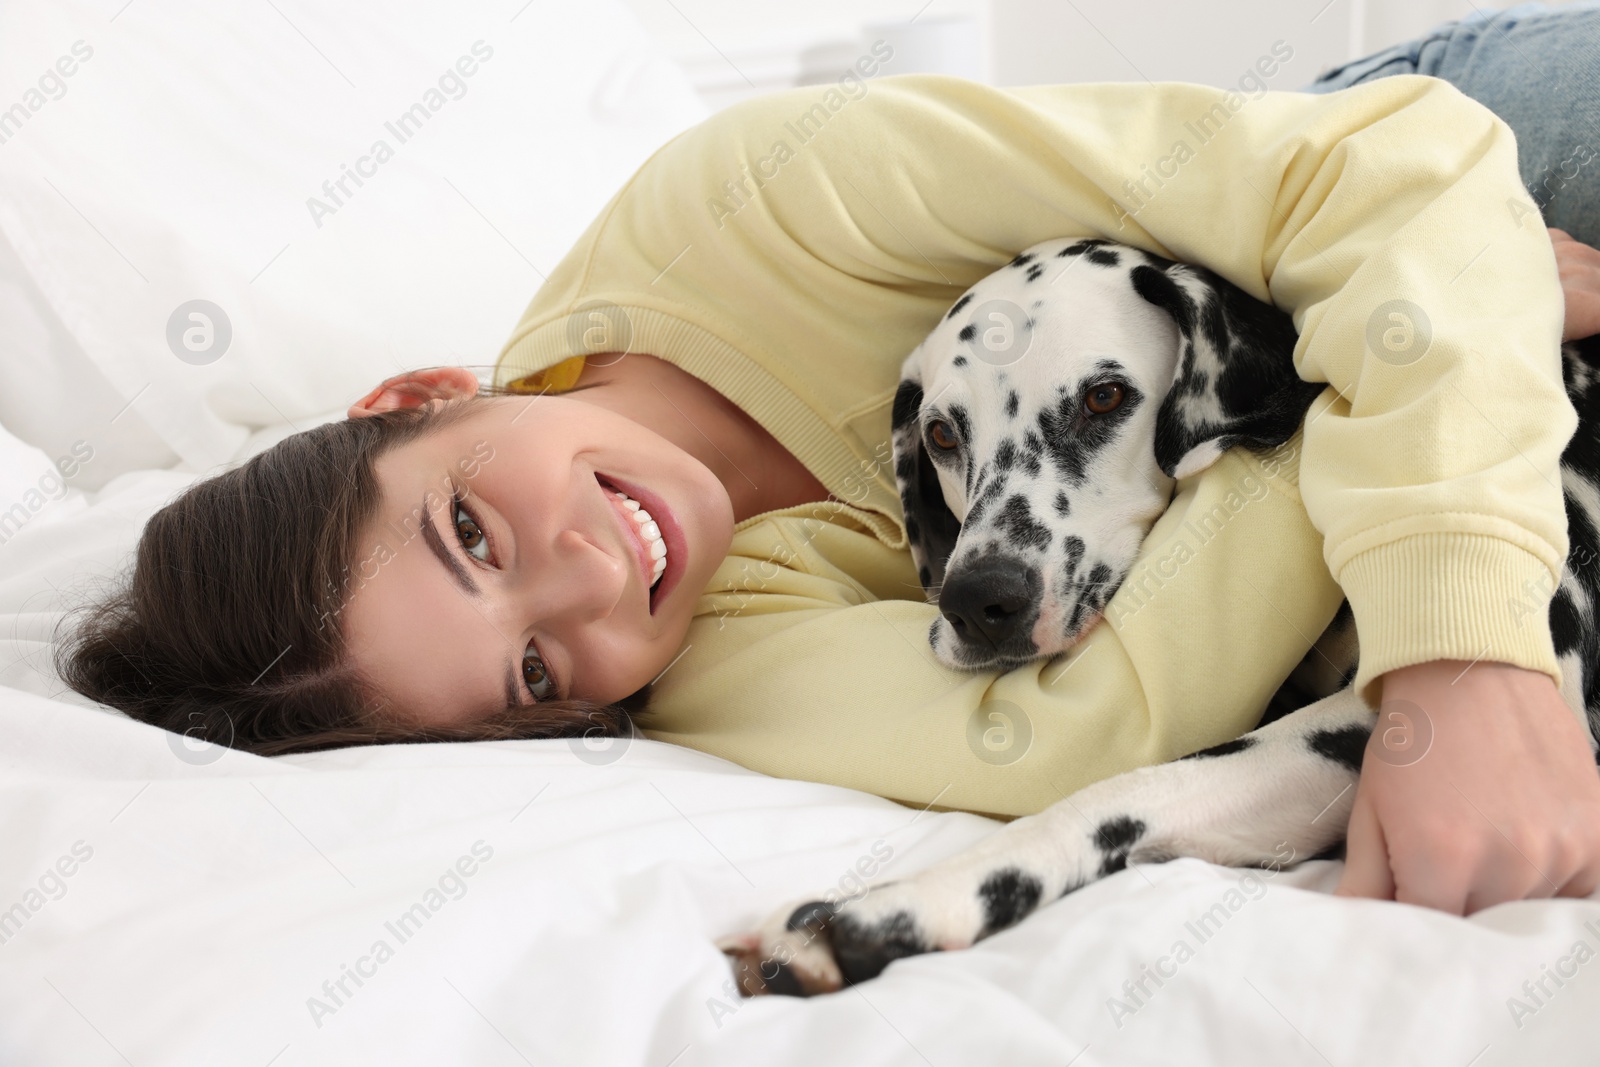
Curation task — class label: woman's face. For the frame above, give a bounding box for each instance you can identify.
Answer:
[338,393,735,726]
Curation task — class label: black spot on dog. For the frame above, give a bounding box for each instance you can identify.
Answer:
[995,438,1017,471]
[959,324,976,343]
[1054,490,1071,517]
[1036,373,1145,485]
[998,494,1050,551]
[786,900,837,934]
[1066,601,1086,635]
[1012,431,1043,474]
[1307,724,1372,773]
[949,404,972,448]
[1026,265,1044,283]
[953,354,968,367]
[964,471,1007,527]
[1094,815,1146,877]
[946,292,974,321]
[1061,535,1085,577]
[1084,562,1114,608]
[1086,248,1120,267]
[1006,390,1019,419]
[1180,736,1257,760]
[977,868,1044,938]
[1056,238,1114,259]
[830,909,927,986]
[1551,586,1583,657]
[758,960,806,997]
[891,379,922,432]
[919,565,932,588]
[1010,252,1036,269]
[905,514,921,543]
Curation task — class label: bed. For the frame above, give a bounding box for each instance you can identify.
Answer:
[2,2,1596,1064]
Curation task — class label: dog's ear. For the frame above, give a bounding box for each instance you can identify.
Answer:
[891,366,962,599]
[1131,259,1322,479]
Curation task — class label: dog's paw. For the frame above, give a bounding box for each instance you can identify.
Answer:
[718,877,999,997]
[716,899,851,998]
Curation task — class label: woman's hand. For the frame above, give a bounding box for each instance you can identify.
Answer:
[1550,227,1600,342]
[1336,659,1600,914]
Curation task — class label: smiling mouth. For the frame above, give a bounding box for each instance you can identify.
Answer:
[596,474,682,615]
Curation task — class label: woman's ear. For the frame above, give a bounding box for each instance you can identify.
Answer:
[347,366,482,419]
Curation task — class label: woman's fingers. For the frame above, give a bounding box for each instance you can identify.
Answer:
[1334,789,1395,901]
[1548,227,1600,341]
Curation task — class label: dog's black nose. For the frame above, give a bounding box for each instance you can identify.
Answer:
[940,560,1035,649]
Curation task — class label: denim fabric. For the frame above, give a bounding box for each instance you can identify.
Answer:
[1299,2,1600,245]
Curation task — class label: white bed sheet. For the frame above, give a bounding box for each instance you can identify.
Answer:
[2,429,1598,1067]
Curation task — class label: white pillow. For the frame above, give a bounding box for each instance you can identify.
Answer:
[0,227,179,492]
[0,1,709,477]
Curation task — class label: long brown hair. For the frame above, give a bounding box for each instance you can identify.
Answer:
[52,369,652,757]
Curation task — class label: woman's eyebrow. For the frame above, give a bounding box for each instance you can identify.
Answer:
[419,489,530,710]
[504,663,522,708]
[420,492,480,598]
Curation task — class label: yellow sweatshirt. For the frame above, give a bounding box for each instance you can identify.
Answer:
[494,73,1572,820]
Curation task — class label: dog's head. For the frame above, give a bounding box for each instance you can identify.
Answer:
[893,238,1320,671]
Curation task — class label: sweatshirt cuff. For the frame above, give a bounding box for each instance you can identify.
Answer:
[1338,533,1563,702]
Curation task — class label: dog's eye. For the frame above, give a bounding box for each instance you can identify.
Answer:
[927,419,960,451]
[1083,382,1125,416]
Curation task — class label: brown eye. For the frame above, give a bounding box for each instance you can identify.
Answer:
[453,496,492,563]
[1083,382,1125,416]
[456,512,486,554]
[928,420,959,451]
[523,649,556,701]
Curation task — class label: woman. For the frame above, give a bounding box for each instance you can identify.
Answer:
[57,3,1600,916]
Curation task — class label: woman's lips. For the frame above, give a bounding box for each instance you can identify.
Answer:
[596,473,685,616]
[603,485,656,606]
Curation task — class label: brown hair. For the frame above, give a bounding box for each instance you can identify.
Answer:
[52,369,652,757]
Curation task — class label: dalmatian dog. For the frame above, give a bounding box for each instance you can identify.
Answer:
[717,237,1600,998]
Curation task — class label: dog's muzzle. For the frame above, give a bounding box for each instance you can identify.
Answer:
[938,556,1041,656]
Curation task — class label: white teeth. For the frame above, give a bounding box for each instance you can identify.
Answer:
[611,488,669,588]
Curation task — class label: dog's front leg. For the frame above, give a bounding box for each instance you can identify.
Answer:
[719,688,1372,997]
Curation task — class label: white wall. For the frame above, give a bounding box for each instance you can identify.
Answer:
[616,0,987,110]
[988,0,1355,92]
[617,0,1591,109]
[988,0,1591,91]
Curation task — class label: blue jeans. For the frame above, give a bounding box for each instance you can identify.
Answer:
[1299,2,1600,246]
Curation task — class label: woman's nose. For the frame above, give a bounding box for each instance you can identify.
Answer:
[515,525,629,626]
